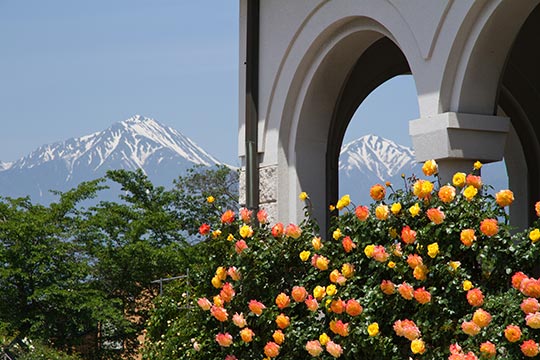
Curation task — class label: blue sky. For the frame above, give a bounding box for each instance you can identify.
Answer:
[0,1,421,166]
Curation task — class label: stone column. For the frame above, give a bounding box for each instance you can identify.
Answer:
[239,164,279,223]
[409,112,510,182]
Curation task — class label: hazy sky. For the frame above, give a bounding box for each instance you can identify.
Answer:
[0,1,420,166]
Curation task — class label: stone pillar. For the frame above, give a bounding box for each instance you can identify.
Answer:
[409,112,510,182]
[239,164,279,223]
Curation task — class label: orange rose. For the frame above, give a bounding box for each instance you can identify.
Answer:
[504,325,522,342]
[512,271,528,289]
[479,341,496,358]
[480,218,499,237]
[329,299,346,314]
[461,320,480,336]
[227,266,241,281]
[521,340,539,357]
[467,288,484,307]
[248,300,265,316]
[370,184,386,201]
[240,327,254,343]
[372,245,389,262]
[312,236,323,250]
[221,210,236,224]
[239,207,252,223]
[197,297,211,311]
[526,312,540,329]
[345,299,363,316]
[325,341,343,358]
[276,313,290,329]
[414,287,431,304]
[495,189,514,207]
[271,223,284,237]
[199,223,211,235]
[342,236,356,253]
[521,278,540,298]
[272,330,285,345]
[256,209,268,224]
[315,255,330,271]
[305,340,323,357]
[438,185,456,203]
[355,205,370,221]
[220,282,235,303]
[401,225,417,244]
[292,286,308,302]
[275,292,290,309]
[381,280,395,295]
[285,223,302,239]
[393,319,421,340]
[305,295,319,311]
[460,229,476,247]
[472,308,492,328]
[235,241,249,256]
[210,305,228,322]
[426,207,445,224]
[536,201,540,217]
[413,264,428,281]
[329,319,349,337]
[264,341,280,358]
[215,332,233,347]
[466,174,482,189]
[232,312,247,328]
[398,282,414,300]
[407,254,423,269]
[521,298,540,314]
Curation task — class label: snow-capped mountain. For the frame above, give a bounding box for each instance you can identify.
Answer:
[339,135,421,204]
[0,115,223,203]
[338,134,507,204]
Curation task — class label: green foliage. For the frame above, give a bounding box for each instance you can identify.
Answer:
[144,166,540,359]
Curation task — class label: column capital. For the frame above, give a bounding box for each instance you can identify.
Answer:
[409,112,510,163]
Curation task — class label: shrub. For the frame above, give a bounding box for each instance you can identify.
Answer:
[144,161,540,359]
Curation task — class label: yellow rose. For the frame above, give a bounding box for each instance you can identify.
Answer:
[449,261,461,271]
[463,280,473,291]
[239,224,254,238]
[388,261,396,269]
[299,192,308,201]
[427,243,439,258]
[389,228,398,239]
[375,204,389,220]
[391,203,402,215]
[216,266,227,280]
[422,159,438,176]
[453,172,466,187]
[364,244,375,258]
[341,263,354,278]
[313,285,326,300]
[367,322,379,336]
[409,203,421,217]
[319,333,330,346]
[411,339,426,354]
[474,161,483,170]
[227,233,235,242]
[206,196,215,203]
[463,185,478,201]
[332,228,342,240]
[326,284,337,296]
[299,250,311,262]
[530,229,540,243]
[336,194,351,210]
[312,237,323,250]
[329,204,335,211]
[211,230,222,239]
[211,275,222,289]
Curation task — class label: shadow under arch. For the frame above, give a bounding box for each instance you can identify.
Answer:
[325,37,411,228]
[498,3,540,227]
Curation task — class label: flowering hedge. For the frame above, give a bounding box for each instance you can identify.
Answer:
[145,161,540,359]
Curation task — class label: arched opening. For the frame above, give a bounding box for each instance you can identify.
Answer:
[338,75,419,205]
[498,3,540,227]
[325,37,410,219]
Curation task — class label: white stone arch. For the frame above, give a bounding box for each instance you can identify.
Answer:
[263,2,424,229]
[439,0,540,226]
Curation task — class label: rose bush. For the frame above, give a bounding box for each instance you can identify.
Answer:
[144,161,540,359]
